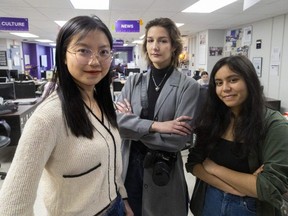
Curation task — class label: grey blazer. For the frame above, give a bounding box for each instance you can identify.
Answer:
[117,68,200,216]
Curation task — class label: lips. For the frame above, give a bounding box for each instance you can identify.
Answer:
[222,94,236,99]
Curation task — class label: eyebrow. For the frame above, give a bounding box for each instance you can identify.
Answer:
[215,74,240,80]
[71,42,110,49]
[147,36,169,39]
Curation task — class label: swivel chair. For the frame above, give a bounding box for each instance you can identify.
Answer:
[0,119,11,180]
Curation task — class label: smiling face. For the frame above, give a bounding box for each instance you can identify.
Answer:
[214,65,248,116]
[146,26,174,69]
[65,30,112,91]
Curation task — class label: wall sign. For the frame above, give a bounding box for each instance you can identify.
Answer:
[0,17,29,31]
[115,20,140,32]
[0,51,8,66]
[252,57,262,77]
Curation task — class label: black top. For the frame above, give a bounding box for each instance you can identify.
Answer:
[209,138,250,173]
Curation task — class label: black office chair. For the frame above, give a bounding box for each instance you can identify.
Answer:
[0,119,11,180]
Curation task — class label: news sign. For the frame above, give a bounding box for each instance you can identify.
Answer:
[115,20,140,33]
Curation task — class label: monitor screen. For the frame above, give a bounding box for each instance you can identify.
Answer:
[0,77,8,83]
[125,68,140,76]
[0,82,16,100]
[0,69,8,78]
[9,69,19,80]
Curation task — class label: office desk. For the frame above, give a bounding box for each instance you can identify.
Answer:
[265,97,281,112]
[0,99,41,146]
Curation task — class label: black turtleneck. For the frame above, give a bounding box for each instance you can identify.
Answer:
[145,65,173,120]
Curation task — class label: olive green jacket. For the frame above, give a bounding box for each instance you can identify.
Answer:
[186,108,288,216]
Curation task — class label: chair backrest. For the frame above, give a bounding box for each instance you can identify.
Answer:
[14,81,36,98]
[0,120,11,148]
[0,82,16,100]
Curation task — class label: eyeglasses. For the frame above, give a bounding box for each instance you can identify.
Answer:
[67,48,113,65]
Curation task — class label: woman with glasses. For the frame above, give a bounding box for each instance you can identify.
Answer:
[0,15,133,216]
[115,17,200,216]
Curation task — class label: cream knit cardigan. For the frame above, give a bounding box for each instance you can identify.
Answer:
[0,93,127,215]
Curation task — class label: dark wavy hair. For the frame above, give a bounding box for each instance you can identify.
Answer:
[142,17,183,68]
[49,15,116,138]
[195,55,265,157]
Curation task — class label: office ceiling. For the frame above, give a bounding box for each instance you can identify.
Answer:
[0,0,288,46]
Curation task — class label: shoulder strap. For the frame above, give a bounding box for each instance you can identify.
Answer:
[140,73,149,116]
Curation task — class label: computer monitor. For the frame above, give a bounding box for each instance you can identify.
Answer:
[0,82,16,100]
[9,69,19,80]
[41,71,47,79]
[0,77,8,83]
[124,68,141,76]
[14,81,36,99]
[0,69,8,78]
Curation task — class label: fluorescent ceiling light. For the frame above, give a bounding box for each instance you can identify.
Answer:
[70,0,109,10]
[132,40,143,44]
[182,0,238,13]
[176,23,184,27]
[10,32,38,38]
[35,39,54,43]
[243,0,260,11]
[55,21,67,27]
[139,34,145,39]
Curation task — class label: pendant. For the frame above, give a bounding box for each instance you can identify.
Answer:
[155,86,160,92]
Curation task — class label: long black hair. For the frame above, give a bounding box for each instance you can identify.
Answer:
[195,55,265,157]
[50,15,116,138]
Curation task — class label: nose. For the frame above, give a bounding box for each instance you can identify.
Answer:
[152,41,159,50]
[88,54,101,65]
[222,82,231,91]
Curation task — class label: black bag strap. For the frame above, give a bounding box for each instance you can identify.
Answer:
[140,73,149,117]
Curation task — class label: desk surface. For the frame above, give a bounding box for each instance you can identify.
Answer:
[2,98,42,117]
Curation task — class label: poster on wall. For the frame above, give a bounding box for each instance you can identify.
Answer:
[242,26,252,46]
[252,57,262,77]
[0,50,8,66]
[209,47,223,56]
[199,33,206,45]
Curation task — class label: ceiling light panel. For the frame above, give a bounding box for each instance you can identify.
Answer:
[182,0,238,13]
[70,0,109,10]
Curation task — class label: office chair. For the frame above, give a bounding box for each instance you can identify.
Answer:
[0,119,11,180]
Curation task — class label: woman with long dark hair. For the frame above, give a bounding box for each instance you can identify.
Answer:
[186,55,288,216]
[0,15,133,216]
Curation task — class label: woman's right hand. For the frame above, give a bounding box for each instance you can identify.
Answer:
[150,115,193,136]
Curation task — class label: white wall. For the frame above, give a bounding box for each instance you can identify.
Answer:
[248,14,288,112]
[189,13,288,112]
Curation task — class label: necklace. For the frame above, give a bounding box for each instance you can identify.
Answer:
[151,72,168,92]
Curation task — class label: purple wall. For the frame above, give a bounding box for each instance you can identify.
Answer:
[22,42,54,78]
